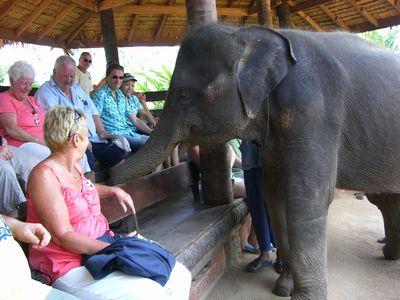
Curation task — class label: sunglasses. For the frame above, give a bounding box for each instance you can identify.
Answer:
[83,58,92,63]
[112,76,124,80]
[67,109,82,141]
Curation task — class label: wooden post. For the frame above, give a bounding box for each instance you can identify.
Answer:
[256,0,273,27]
[185,0,233,205]
[100,9,119,64]
[277,0,292,28]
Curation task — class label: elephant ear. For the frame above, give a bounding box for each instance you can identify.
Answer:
[234,27,297,118]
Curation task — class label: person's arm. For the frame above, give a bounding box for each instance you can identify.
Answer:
[2,215,51,249]
[91,115,118,139]
[27,165,109,255]
[95,184,135,213]
[128,113,153,135]
[135,93,157,126]
[0,113,46,145]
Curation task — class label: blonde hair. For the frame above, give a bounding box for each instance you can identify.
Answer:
[44,106,86,152]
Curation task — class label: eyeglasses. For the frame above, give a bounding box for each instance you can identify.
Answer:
[83,58,92,63]
[67,109,82,141]
[112,76,124,80]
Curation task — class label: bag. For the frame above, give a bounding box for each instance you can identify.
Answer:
[83,233,176,286]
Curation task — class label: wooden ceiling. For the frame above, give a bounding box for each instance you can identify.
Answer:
[0,0,400,49]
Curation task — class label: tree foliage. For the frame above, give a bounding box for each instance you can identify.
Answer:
[360,28,400,51]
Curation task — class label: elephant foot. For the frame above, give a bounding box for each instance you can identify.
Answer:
[273,272,293,297]
[383,243,400,260]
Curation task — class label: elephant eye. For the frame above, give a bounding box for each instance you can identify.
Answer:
[178,88,189,102]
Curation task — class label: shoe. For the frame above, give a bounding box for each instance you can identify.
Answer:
[246,256,272,273]
[377,236,386,243]
[243,243,260,255]
[273,258,284,274]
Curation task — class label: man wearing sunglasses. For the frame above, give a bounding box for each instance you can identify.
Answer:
[76,52,94,96]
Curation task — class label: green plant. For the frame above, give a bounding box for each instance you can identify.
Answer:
[0,65,8,84]
[134,64,172,110]
[360,28,400,51]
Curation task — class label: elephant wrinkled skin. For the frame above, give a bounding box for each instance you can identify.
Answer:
[112,24,400,299]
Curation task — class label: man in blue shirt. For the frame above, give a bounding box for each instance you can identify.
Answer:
[91,64,153,152]
[35,56,126,178]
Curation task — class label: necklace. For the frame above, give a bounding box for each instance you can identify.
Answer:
[53,159,80,182]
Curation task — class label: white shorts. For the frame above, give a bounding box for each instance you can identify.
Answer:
[52,261,191,300]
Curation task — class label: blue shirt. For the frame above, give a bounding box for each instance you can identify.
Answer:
[91,84,142,138]
[35,76,103,143]
[127,95,143,116]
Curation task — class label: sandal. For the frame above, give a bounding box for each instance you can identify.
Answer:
[243,243,260,255]
[246,256,272,273]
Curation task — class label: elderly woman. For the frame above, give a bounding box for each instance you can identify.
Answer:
[0,61,92,177]
[26,106,191,300]
[0,61,48,160]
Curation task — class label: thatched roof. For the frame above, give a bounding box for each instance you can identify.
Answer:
[0,0,400,49]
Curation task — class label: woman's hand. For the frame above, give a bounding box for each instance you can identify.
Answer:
[0,146,13,160]
[110,187,135,213]
[3,216,51,249]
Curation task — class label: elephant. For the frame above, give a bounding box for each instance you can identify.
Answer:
[111,23,400,299]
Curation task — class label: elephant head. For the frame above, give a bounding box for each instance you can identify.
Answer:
[111,23,297,185]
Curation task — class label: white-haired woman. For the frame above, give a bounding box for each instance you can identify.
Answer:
[0,61,48,160]
[26,106,191,300]
[0,61,91,175]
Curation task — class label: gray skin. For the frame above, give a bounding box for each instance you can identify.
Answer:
[111,24,400,299]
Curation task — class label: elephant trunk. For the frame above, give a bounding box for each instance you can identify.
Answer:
[110,114,183,185]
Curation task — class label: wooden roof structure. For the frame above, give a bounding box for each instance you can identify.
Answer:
[1,0,400,49]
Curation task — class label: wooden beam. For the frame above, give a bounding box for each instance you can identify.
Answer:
[0,0,19,20]
[387,0,400,14]
[69,0,97,12]
[290,0,333,13]
[115,4,249,16]
[99,0,136,11]
[349,13,400,32]
[139,0,145,4]
[100,9,119,64]
[66,13,93,45]
[277,1,292,28]
[346,0,378,28]
[320,4,349,30]
[37,2,76,40]
[154,0,175,40]
[287,0,321,30]
[0,25,59,47]
[56,11,94,44]
[256,0,273,26]
[16,0,52,37]
[127,14,138,41]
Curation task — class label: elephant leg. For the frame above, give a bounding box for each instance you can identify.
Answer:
[366,193,400,260]
[261,163,293,297]
[283,146,337,300]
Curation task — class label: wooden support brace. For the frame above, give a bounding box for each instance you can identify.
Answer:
[387,0,400,14]
[16,0,53,37]
[37,2,76,40]
[56,11,94,45]
[0,0,19,20]
[154,0,175,41]
[346,0,378,27]
[99,0,136,11]
[70,0,98,12]
[320,4,349,30]
[66,13,93,45]
[127,15,138,42]
[290,0,333,12]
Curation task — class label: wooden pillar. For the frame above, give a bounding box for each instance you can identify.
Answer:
[256,0,273,27]
[100,9,119,64]
[276,0,292,28]
[185,0,233,205]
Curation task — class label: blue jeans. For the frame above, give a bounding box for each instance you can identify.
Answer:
[243,167,276,252]
[124,134,149,152]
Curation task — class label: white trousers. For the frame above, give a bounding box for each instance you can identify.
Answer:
[53,261,192,300]
[0,146,39,214]
[19,142,91,173]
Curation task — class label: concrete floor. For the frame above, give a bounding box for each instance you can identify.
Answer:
[206,191,400,300]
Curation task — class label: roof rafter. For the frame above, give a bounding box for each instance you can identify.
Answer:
[114,4,249,16]
[99,0,136,11]
[16,0,52,36]
[0,0,19,20]
[69,0,98,12]
[346,0,378,28]
[319,4,349,30]
[287,0,321,31]
[291,0,333,12]
[387,0,400,14]
[37,2,76,40]
[154,0,175,41]
[56,11,94,45]
[127,14,138,42]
